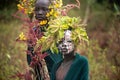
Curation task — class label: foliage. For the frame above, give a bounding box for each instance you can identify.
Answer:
[37,16,88,53]
[0,0,120,80]
[0,20,28,80]
[79,40,117,80]
[0,5,17,21]
[14,0,67,79]
[17,0,35,15]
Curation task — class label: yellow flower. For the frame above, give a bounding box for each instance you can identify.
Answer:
[53,12,59,17]
[17,4,24,11]
[39,20,47,25]
[50,9,54,15]
[46,13,50,17]
[19,32,26,40]
[24,8,27,14]
[46,9,54,17]
[23,0,26,2]
[55,3,59,8]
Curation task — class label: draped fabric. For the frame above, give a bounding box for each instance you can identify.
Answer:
[51,53,89,80]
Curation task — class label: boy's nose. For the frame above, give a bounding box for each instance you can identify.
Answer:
[38,10,43,15]
[62,43,67,47]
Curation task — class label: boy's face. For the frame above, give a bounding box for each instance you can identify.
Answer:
[58,30,75,55]
[34,0,50,21]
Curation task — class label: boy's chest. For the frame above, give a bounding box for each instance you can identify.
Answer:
[55,60,73,80]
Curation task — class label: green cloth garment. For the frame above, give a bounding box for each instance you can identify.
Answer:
[27,49,63,80]
[44,50,63,76]
[51,53,89,80]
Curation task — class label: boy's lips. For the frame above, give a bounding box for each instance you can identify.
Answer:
[37,17,44,20]
[36,15,45,20]
[61,48,68,52]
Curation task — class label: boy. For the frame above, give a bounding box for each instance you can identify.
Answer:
[55,30,89,80]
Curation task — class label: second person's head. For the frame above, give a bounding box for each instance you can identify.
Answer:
[34,0,51,22]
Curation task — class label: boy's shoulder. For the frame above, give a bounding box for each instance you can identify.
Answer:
[75,53,88,64]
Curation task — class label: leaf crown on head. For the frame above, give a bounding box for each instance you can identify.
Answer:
[37,16,89,53]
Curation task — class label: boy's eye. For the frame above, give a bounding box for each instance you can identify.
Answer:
[42,7,49,11]
[34,7,39,11]
[34,7,49,12]
[59,41,63,44]
[67,40,72,43]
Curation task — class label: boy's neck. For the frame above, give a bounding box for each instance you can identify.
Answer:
[63,52,75,62]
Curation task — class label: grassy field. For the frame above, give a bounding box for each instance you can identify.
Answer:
[0,20,28,80]
[0,18,119,80]
[0,0,120,79]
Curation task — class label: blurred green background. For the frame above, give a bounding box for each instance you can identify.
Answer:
[0,0,120,80]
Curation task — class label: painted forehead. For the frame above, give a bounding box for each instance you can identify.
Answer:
[64,30,72,40]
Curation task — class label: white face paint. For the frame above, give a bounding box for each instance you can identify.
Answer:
[58,30,74,55]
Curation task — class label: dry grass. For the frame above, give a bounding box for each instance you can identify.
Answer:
[0,20,28,80]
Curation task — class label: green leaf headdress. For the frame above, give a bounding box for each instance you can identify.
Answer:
[37,16,89,53]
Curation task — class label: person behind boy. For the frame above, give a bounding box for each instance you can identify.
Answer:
[27,0,63,80]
